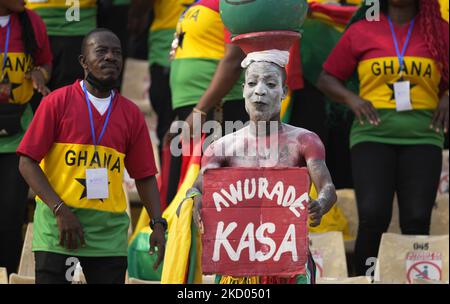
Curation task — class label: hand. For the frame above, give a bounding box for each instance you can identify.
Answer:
[192,195,204,234]
[308,200,324,227]
[149,225,166,270]
[347,96,380,126]
[55,205,85,250]
[183,110,207,139]
[430,93,449,133]
[25,69,51,96]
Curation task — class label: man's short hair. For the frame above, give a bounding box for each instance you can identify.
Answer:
[81,28,119,56]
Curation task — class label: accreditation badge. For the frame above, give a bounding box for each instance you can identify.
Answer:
[86,168,109,199]
[394,80,412,112]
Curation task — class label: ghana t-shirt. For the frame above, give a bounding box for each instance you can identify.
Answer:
[170,0,244,110]
[0,9,52,153]
[149,0,196,68]
[17,81,158,257]
[323,13,449,148]
[26,0,96,36]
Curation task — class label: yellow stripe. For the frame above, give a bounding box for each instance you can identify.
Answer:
[0,53,34,105]
[150,0,195,31]
[26,0,96,10]
[39,143,126,213]
[357,57,441,109]
[161,163,201,283]
[174,5,225,60]
[280,89,292,119]
[439,0,449,22]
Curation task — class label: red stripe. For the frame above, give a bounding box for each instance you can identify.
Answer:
[309,1,357,25]
[197,0,219,12]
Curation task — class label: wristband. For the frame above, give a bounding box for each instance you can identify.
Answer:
[52,201,65,216]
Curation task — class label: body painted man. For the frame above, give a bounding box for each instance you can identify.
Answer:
[189,50,337,284]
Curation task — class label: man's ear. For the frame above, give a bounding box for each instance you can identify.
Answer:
[282,85,288,100]
[79,55,87,70]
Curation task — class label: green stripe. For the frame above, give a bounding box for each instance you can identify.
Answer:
[350,109,444,149]
[33,7,96,36]
[148,29,176,68]
[187,221,198,283]
[0,104,32,153]
[170,58,244,109]
[32,200,129,256]
[127,230,164,280]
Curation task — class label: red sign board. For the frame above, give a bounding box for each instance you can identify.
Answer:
[201,167,310,277]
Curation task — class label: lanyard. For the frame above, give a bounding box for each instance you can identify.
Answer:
[82,81,113,150]
[387,16,415,76]
[1,20,11,79]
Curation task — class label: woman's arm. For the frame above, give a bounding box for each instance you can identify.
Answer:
[317,70,380,125]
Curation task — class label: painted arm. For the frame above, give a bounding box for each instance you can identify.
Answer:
[307,159,337,227]
[317,70,380,126]
[135,176,166,270]
[190,142,226,233]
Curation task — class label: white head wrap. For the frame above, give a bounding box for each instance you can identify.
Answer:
[241,49,290,69]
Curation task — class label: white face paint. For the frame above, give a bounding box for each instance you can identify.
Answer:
[243,62,287,122]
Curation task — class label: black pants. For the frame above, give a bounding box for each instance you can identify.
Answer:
[166,101,249,204]
[48,36,85,91]
[351,142,442,276]
[35,251,127,284]
[0,153,29,275]
[150,64,174,156]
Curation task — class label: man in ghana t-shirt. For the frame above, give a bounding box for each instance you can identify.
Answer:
[17,28,166,284]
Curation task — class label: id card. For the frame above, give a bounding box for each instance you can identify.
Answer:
[394,81,412,112]
[86,168,109,199]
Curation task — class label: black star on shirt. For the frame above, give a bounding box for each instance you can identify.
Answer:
[387,76,416,101]
[75,178,110,202]
[178,29,186,49]
[2,72,21,103]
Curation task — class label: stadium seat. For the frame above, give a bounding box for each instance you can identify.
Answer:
[317,276,371,284]
[127,277,160,284]
[9,274,35,284]
[335,189,358,253]
[18,223,35,277]
[412,278,447,284]
[375,233,449,284]
[121,58,152,115]
[309,231,348,279]
[0,267,7,284]
[430,194,449,235]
